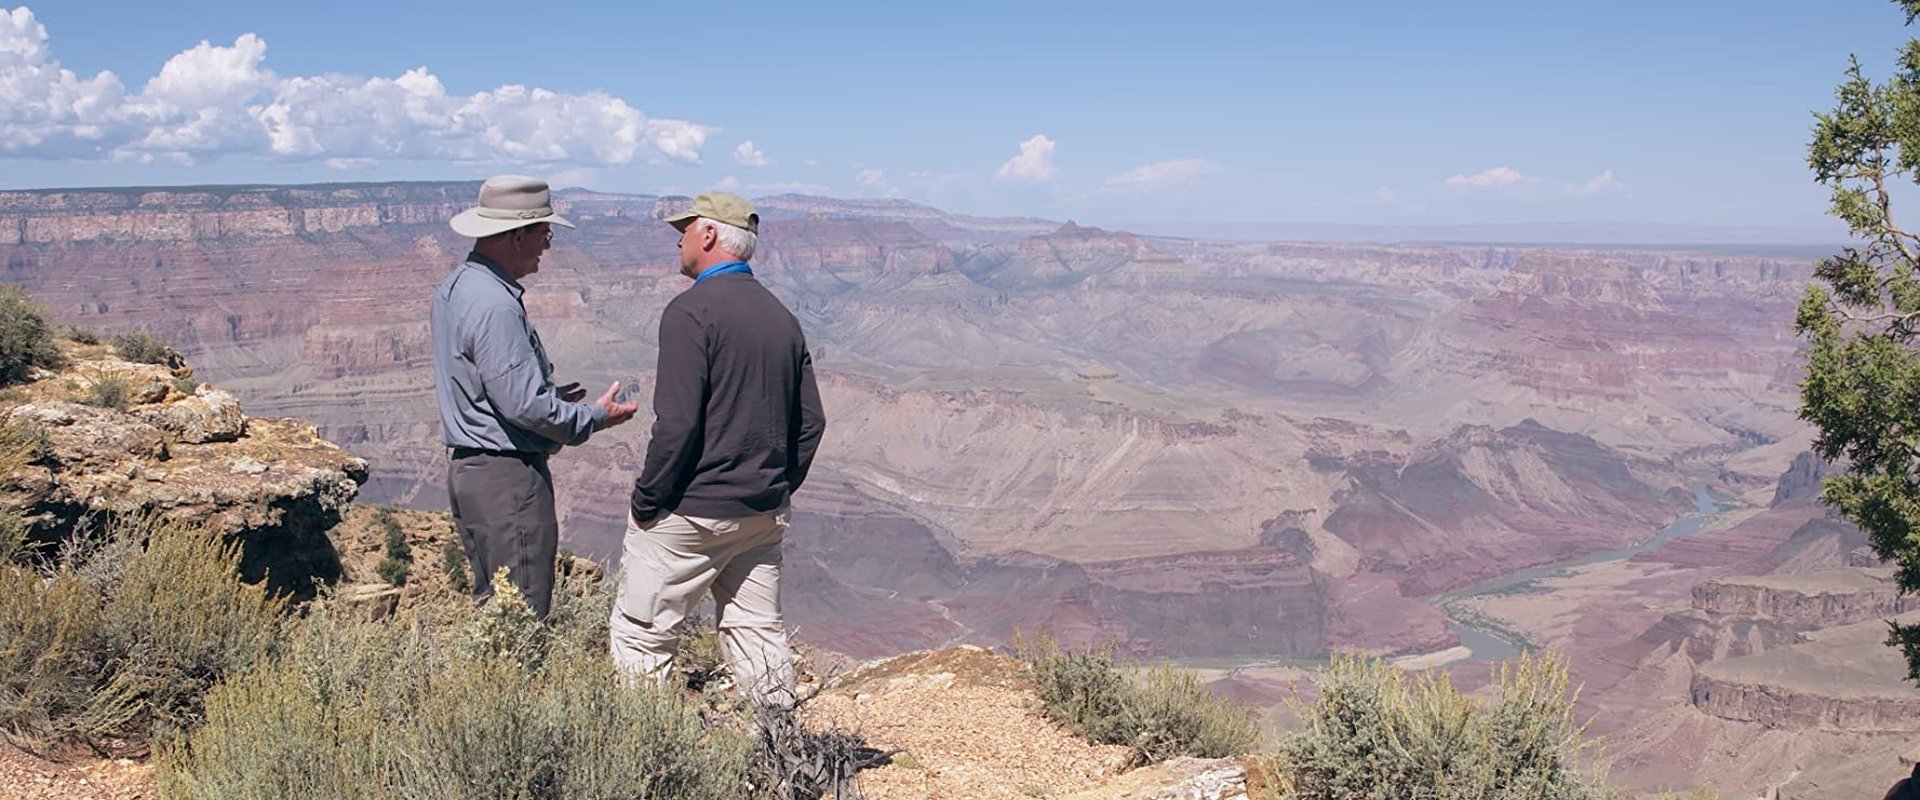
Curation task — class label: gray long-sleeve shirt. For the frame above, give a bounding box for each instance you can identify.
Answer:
[431,253,607,454]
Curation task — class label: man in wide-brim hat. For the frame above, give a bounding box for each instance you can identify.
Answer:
[431,174,638,619]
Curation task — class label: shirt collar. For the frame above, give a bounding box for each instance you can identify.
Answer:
[465,251,525,299]
[694,260,753,285]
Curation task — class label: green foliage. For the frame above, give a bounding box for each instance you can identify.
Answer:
[0,285,64,386]
[0,565,103,744]
[1799,4,1920,684]
[83,372,131,412]
[1023,637,1136,744]
[1272,653,1606,800]
[374,509,412,587]
[1020,635,1257,767]
[63,326,100,345]
[111,330,178,366]
[462,569,549,670]
[170,377,197,396]
[0,510,26,565]
[673,613,726,691]
[373,557,409,587]
[542,559,614,658]
[0,515,283,748]
[439,538,470,595]
[159,574,756,800]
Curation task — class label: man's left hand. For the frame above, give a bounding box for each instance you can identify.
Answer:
[557,381,587,402]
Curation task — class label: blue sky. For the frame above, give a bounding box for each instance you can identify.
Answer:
[1,1,1914,233]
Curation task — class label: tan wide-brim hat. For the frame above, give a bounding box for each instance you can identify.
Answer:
[449,174,577,238]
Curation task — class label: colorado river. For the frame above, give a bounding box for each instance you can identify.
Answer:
[1433,481,1727,661]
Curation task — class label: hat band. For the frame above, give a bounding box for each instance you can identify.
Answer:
[475,206,554,220]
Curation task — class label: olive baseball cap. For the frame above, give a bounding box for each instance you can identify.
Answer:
[665,191,759,234]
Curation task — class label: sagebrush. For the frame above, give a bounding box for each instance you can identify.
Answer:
[159,579,756,800]
[111,330,178,367]
[83,371,131,411]
[1267,652,1607,800]
[0,285,63,385]
[439,538,470,594]
[1020,635,1257,767]
[0,514,283,748]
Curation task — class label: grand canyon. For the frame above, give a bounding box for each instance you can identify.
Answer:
[1,181,1912,797]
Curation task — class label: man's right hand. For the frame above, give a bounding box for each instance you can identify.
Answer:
[596,382,640,429]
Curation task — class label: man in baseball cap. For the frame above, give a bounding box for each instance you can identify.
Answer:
[611,190,826,710]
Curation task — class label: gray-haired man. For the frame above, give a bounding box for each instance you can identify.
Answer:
[611,191,826,708]
[432,174,639,619]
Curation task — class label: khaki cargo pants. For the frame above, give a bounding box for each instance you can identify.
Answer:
[608,506,794,708]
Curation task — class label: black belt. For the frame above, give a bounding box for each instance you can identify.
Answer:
[450,446,546,461]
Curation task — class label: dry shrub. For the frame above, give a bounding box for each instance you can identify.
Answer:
[0,514,282,748]
[0,566,104,744]
[1019,634,1258,767]
[0,286,63,386]
[159,578,755,800]
[82,371,130,411]
[110,330,178,367]
[1269,652,1608,800]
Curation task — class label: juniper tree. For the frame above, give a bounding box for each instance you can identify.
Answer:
[1797,0,1920,684]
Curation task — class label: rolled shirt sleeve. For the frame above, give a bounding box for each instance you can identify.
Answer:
[467,301,607,449]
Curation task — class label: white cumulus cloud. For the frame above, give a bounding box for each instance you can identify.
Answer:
[1103,158,1218,189]
[0,6,716,166]
[995,134,1056,182]
[1445,166,1533,189]
[1566,169,1626,197]
[733,140,770,167]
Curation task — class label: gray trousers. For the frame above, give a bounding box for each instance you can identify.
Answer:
[447,450,557,619]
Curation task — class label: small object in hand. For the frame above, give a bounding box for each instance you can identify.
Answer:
[616,377,643,404]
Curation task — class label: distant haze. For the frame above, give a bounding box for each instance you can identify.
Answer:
[1119,220,1850,250]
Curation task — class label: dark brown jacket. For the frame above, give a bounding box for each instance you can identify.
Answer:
[631,272,825,523]
[1885,763,1920,800]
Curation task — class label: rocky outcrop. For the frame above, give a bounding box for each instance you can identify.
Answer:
[1693,569,1920,627]
[1057,758,1250,800]
[0,341,367,594]
[1691,673,1920,732]
[1771,451,1829,507]
[0,183,474,244]
[1623,568,1916,668]
[1690,614,1920,732]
